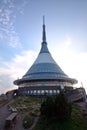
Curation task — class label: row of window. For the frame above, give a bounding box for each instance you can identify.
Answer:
[22,89,60,95]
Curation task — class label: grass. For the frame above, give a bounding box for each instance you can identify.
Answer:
[10,96,41,128]
[33,104,87,130]
[9,96,87,130]
[10,96,41,114]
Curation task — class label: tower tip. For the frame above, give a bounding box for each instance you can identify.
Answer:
[43,16,45,25]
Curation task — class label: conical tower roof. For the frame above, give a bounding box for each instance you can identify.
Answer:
[14,17,77,85]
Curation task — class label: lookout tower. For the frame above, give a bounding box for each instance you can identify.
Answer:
[14,17,78,97]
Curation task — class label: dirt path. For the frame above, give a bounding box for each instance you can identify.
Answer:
[0,99,40,130]
[12,114,26,130]
[12,113,40,130]
[0,100,14,130]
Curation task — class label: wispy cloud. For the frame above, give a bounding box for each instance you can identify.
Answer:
[0,50,37,94]
[0,0,28,47]
[17,0,28,15]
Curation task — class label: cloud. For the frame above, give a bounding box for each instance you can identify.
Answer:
[49,35,87,92]
[0,74,13,94]
[9,33,22,48]
[0,50,37,94]
[52,38,87,91]
[64,35,72,47]
[17,0,28,15]
[0,0,28,48]
[0,33,3,40]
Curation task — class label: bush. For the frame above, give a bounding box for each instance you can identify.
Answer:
[54,91,72,121]
[41,96,54,118]
[23,115,34,129]
[40,91,72,121]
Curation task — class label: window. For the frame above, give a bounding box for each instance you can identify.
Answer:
[37,90,40,94]
[57,90,60,94]
[30,90,33,94]
[49,90,52,94]
[41,90,45,95]
[34,90,36,95]
[45,90,48,94]
[53,90,56,94]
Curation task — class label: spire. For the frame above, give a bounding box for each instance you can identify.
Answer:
[40,16,49,53]
[42,16,46,42]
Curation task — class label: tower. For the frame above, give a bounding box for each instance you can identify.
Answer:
[14,17,78,97]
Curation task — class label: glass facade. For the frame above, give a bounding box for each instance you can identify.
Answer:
[19,80,72,88]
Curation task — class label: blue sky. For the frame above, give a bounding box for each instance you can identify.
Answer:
[0,0,87,94]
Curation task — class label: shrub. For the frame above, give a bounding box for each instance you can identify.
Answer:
[23,115,34,129]
[40,91,72,121]
[41,96,54,118]
[54,91,72,121]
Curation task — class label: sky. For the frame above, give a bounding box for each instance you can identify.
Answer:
[0,0,87,94]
